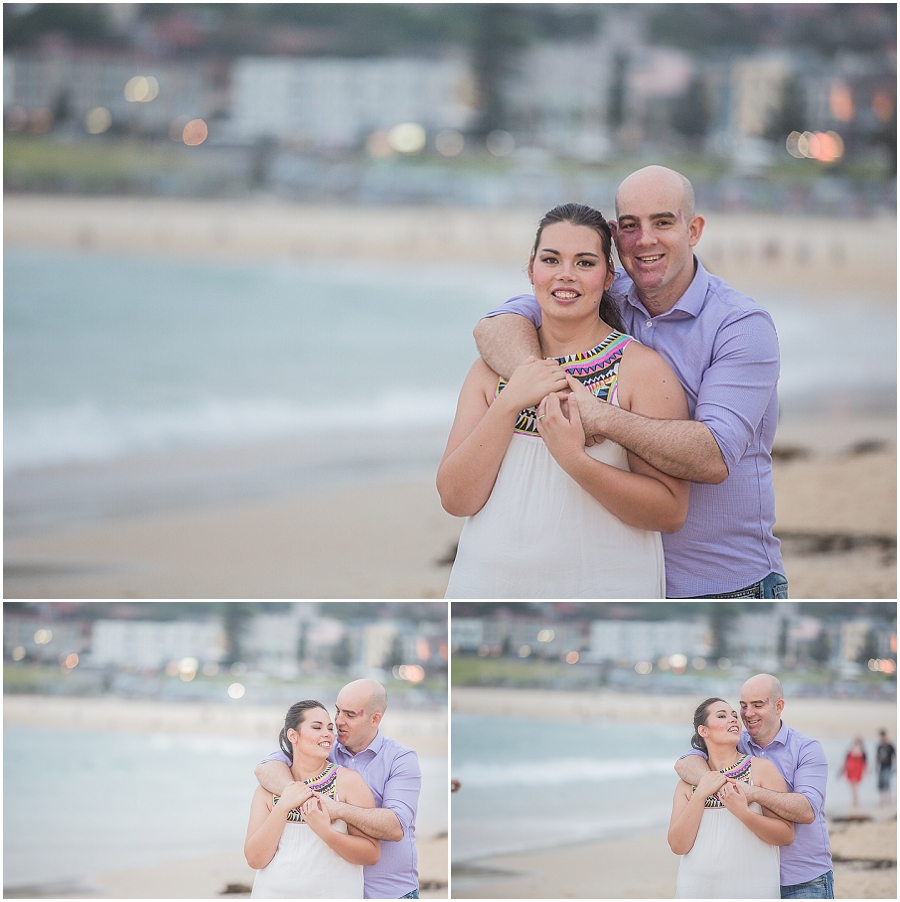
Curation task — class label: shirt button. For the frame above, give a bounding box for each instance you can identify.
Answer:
[645,320,653,328]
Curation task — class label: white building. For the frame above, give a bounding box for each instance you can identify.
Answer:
[587,618,710,663]
[227,54,477,147]
[90,619,226,669]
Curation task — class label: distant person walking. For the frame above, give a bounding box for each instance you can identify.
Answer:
[840,738,867,808]
[875,730,896,804]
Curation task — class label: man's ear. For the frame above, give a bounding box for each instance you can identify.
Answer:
[687,215,705,247]
[609,220,619,242]
[371,711,383,727]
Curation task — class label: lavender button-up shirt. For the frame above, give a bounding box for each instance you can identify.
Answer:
[682,722,833,885]
[485,259,784,597]
[262,732,421,898]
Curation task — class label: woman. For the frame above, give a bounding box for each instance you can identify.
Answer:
[438,202,689,597]
[668,697,794,899]
[841,737,867,808]
[245,700,379,898]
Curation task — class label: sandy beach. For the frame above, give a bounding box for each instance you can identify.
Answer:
[4,194,896,599]
[451,688,897,899]
[4,694,449,899]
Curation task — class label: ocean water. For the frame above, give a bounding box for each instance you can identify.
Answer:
[450,711,877,865]
[5,245,895,488]
[3,723,448,890]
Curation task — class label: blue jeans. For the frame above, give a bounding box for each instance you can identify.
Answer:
[693,572,788,599]
[399,891,419,899]
[781,870,834,899]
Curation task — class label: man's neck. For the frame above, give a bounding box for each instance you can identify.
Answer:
[750,721,784,749]
[343,731,378,756]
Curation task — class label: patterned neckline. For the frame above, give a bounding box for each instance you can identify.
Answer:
[693,753,753,809]
[273,761,339,823]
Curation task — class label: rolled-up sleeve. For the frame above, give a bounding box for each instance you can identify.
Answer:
[482,293,542,327]
[693,309,780,473]
[791,738,829,815]
[381,748,421,837]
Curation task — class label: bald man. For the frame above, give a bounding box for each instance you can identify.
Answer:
[474,165,786,598]
[255,680,422,899]
[675,674,833,898]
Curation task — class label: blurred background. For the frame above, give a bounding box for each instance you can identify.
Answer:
[4,3,897,598]
[4,600,449,898]
[450,600,897,899]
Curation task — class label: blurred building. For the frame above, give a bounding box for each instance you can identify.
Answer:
[227,54,477,149]
[89,618,227,669]
[3,50,223,136]
[586,618,712,664]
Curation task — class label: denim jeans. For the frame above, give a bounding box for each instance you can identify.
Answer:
[781,870,834,899]
[693,572,789,599]
[399,891,420,899]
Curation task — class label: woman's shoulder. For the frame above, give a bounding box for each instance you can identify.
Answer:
[335,765,366,789]
[749,756,786,787]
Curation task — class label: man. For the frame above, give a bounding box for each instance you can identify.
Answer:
[473,165,786,598]
[255,679,421,899]
[675,674,833,899]
[875,729,895,804]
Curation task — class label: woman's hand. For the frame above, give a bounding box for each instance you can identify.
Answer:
[501,356,568,413]
[536,390,587,470]
[694,770,728,803]
[302,797,332,838]
[278,781,313,813]
[718,779,750,816]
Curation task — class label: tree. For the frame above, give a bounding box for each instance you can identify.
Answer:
[221,602,255,665]
[671,74,712,146]
[709,604,736,660]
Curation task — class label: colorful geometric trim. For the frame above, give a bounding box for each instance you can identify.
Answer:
[273,762,339,823]
[692,754,754,808]
[496,331,634,436]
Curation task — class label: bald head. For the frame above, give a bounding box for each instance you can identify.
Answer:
[341,678,388,715]
[740,673,785,748]
[615,165,696,221]
[742,673,784,702]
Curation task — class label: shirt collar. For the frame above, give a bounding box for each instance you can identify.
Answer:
[618,256,709,320]
[747,720,789,751]
[336,729,383,760]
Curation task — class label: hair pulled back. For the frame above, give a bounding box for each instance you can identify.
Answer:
[691,697,729,754]
[279,699,328,763]
[530,202,625,334]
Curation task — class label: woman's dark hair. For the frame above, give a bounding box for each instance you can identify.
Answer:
[691,697,729,754]
[530,202,625,334]
[279,699,328,763]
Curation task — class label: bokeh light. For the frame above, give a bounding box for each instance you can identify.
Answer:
[34,629,53,644]
[786,130,844,163]
[565,651,579,664]
[182,118,208,146]
[124,75,159,103]
[388,122,426,154]
[634,660,653,675]
[517,645,531,657]
[85,107,112,135]
[435,128,465,156]
[537,629,554,642]
[12,646,26,661]
[227,682,245,698]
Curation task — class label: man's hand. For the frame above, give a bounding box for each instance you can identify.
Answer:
[734,779,760,805]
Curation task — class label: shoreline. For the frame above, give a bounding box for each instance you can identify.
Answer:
[4,195,896,302]
[451,687,897,739]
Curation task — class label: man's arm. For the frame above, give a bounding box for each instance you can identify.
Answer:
[572,388,728,484]
[741,784,814,824]
[473,306,542,381]
[674,750,712,785]
[317,795,404,842]
[255,760,295,796]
